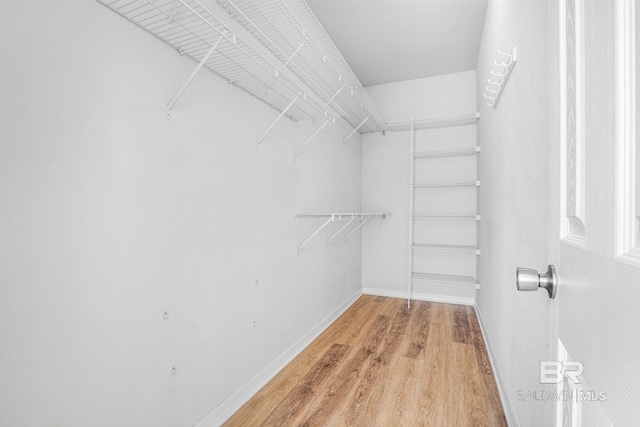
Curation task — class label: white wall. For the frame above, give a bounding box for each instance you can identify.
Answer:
[362,73,476,301]
[0,1,362,426]
[475,1,558,425]
[366,71,477,123]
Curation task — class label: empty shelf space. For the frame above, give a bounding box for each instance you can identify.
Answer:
[412,243,480,255]
[412,146,481,159]
[386,112,480,132]
[412,180,481,188]
[412,214,482,220]
[411,272,478,286]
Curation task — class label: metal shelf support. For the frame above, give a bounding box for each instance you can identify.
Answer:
[408,117,415,308]
[344,217,370,239]
[325,218,356,245]
[293,118,331,160]
[343,115,370,142]
[297,213,388,253]
[325,84,346,112]
[166,34,225,117]
[297,217,333,253]
[257,94,300,146]
[98,0,391,135]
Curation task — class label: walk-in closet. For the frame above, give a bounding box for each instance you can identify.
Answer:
[2,1,638,426]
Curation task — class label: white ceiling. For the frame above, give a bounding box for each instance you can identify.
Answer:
[305,0,488,87]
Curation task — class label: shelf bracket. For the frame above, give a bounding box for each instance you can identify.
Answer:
[343,115,370,142]
[345,216,371,239]
[266,40,306,92]
[325,217,356,245]
[297,216,333,253]
[324,84,348,118]
[293,118,331,160]
[297,213,387,252]
[165,34,225,118]
[325,84,346,109]
[283,40,306,69]
[257,94,300,146]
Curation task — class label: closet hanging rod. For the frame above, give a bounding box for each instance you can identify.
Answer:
[296,213,389,253]
[297,213,388,218]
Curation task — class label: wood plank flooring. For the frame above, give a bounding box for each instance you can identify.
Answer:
[224,295,507,427]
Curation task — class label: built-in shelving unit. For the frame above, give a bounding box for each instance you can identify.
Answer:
[407,113,481,307]
[413,180,481,188]
[412,214,482,220]
[297,213,388,253]
[411,243,480,255]
[387,112,479,132]
[410,272,478,286]
[412,146,481,159]
[97,0,390,147]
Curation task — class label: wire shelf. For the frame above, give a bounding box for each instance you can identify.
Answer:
[96,0,389,135]
[387,112,480,132]
[411,243,481,255]
[410,272,477,287]
[296,213,388,252]
[413,146,481,159]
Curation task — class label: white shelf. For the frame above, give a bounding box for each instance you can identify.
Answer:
[297,213,388,219]
[386,112,480,132]
[97,0,389,136]
[412,214,481,220]
[413,146,481,159]
[411,272,478,287]
[406,115,481,306]
[297,212,388,252]
[412,180,481,188]
[412,244,480,255]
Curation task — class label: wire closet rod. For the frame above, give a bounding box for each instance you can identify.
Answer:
[297,213,389,253]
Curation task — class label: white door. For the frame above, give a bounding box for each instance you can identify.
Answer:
[550,0,640,425]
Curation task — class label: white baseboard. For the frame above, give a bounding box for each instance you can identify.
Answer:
[363,287,475,306]
[473,305,519,427]
[193,288,363,427]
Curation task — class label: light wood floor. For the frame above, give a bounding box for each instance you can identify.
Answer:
[224,295,507,427]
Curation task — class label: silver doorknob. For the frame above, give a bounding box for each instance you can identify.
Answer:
[516,265,557,299]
